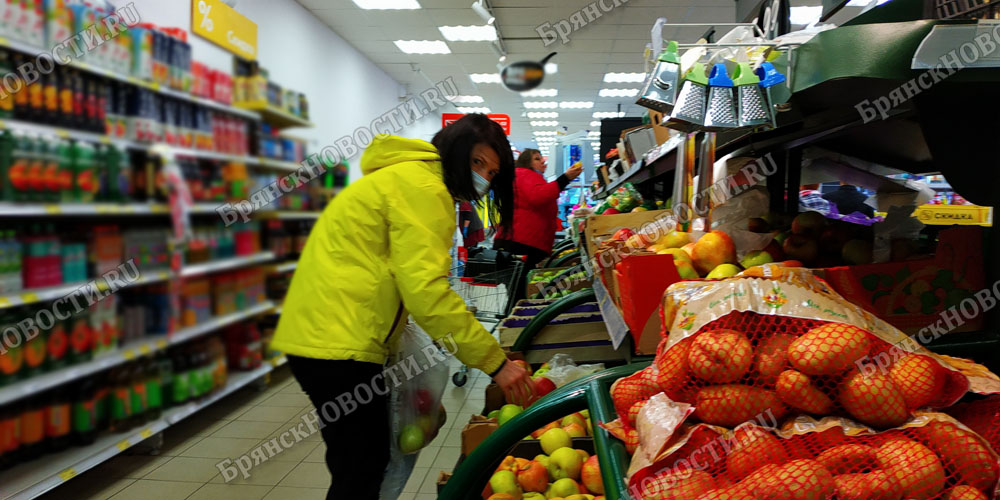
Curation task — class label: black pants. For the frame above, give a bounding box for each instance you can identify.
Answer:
[287,356,389,500]
[495,239,550,303]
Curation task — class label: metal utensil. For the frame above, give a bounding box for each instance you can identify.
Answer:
[665,62,708,132]
[733,62,770,128]
[754,61,788,129]
[636,41,681,113]
[704,63,738,130]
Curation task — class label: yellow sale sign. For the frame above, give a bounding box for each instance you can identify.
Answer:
[191,0,258,60]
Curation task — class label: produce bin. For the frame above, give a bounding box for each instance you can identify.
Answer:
[506,289,621,364]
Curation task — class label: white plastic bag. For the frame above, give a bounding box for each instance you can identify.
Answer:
[388,322,449,455]
[541,354,606,387]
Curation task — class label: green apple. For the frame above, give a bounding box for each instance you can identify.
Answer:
[497,404,524,426]
[657,247,692,264]
[489,470,523,498]
[579,409,589,419]
[585,418,592,435]
[674,260,700,279]
[539,428,572,455]
[706,263,741,279]
[548,447,584,480]
[534,454,550,469]
[416,415,435,436]
[550,477,581,497]
[740,250,774,269]
[561,413,586,428]
[522,493,546,500]
[656,230,690,249]
[774,231,790,244]
[487,409,500,420]
[398,424,425,454]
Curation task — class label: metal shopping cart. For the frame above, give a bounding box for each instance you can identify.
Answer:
[448,250,525,386]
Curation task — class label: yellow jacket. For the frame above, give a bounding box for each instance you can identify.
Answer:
[270,135,507,375]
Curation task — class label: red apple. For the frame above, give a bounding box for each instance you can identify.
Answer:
[517,460,548,492]
[780,260,803,267]
[511,359,533,376]
[782,234,819,265]
[603,208,621,215]
[819,225,852,254]
[582,455,605,494]
[531,421,559,439]
[791,211,827,237]
[763,240,785,261]
[533,377,556,399]
[414,389,434,415]
[691,231,737,275]
[563,422,587,438]
[610,228,632,241]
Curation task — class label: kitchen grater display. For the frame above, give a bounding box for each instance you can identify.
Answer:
[665,62,709,132]
[733,62,771,128]
[704,63,738,130]
[755,61,788,129]
[636,41,682,113]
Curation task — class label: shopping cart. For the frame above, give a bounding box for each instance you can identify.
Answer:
[448,256,525,386]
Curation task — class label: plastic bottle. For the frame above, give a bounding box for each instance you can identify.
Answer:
[145,357,163,420]
[11,54,29,121]
[0,314,24,386]
[45,224,61,286]
[22,308,47,378]
[0,402,21,468]
[0,129,15,201]
[44,313,68,371]
[128,360,148,427]
[19,396,45,460]
[25,135,45,202]
[108,366,132,433]
[66,311,92,365]
[42,69,58,124]
[71,376,98,446]
[45,387,70,452]
[9,230,22,293]
[94,373,110,432]
[41,137,61,203]
[0,50,13,119]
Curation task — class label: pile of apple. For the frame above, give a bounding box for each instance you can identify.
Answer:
[485,426,605,500]
[748,211,880,268]
[398,389,447,453]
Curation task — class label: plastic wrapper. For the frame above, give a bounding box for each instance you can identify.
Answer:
[625,413,1000,500]
[540,353,606,388]
[388,322,449,456]
[596,182,645,214]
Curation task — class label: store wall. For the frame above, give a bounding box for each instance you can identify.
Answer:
[109,0,435,181]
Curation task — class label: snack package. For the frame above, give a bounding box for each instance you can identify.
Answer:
[625,413,999,500]
[388,322,449,455]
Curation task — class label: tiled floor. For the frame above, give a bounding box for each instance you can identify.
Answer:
[37,354,491,500]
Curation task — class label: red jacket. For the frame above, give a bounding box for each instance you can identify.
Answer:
[498,167,565,254]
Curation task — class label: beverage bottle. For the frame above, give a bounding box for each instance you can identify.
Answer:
[0,314,23,386]
[58,68,74,129]
[170,350,189,405]
[108,366,132,433]
[22,308,47,378]
[0,229,8,294]
[128,360,148,427]
[145,357,163,420]
[44,312,68,371]
[66,311,92,365]
[71,69,84,130]
[11,54,29,121]
[85,78,99,132]
[9,230,21,292]
[42,69,58,124]
[25,135,45,202]
[0,50,13,119]
[0,129,15,202]
[41,137,61,203]
[19,395,45,460]
[45,223,61,286]
[0,402,21,468]
[45,387,70,452]
[71,376,98,446]
[94,372,110,432]
[157,354,174,409]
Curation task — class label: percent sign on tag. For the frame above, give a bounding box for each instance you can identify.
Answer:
[197,1,214,31]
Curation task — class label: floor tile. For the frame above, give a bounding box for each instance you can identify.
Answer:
[420,468,443,494]
[396,493,416,500]
[99,454,174,479]
[186,483,272,500]
[441,398,466,413]
[211,420,284,439]
[414,447,438,468]
[158,434,205,457]
[303,442,326,463]
[441,426,463,447]
[259,393,311,407]
[403,467,428,493]
[458,400,484,417]
[415,494,438,500]
[39,477,136,500]
[171,415,230,437]
[262,438,320,462]
[277,462,331,489]
[431,446,462,471]
[210,457,299,486]
[262,486,328,500]
[144,456,225,483]
[106,479,201,500]
[180,436,260,459]
[237,405,303,423]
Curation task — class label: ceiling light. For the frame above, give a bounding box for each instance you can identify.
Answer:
[524,101,558,109]
[470,73,502,83]
[559,101,593,109]
[499,55,506,62]
[394,40,450,54]
[604,72,646,83]
[456,106,491,113]
[599,88,640,97]
[545,63,557,74]
[534,131,558,136]
[471,0,495,25]
[531,121,558,127]
[593,111,625,118]
[353,0,420,9]
[521,88,558,97]
[448,95,484,103]
[438,25,497,41]
[790,6,822,24]
[590,121,601,127]
[527,112,558,118]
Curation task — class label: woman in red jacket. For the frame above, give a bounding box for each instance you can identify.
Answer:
[495,148,582,269]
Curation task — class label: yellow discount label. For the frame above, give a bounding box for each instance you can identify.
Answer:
[58,468,76,481]
[140,428,153,439]
[191,0,258,60]
[116,439,131,451]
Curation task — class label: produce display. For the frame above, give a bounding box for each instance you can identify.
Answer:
[602,268,1000,499]
[594,183,659,215]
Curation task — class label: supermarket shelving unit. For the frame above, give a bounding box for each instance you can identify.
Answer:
[0,30,320,499]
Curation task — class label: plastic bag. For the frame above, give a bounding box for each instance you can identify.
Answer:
[542,353,605,387]
[388,322,449,456]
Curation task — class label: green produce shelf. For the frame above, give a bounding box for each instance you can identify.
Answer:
[438,362,650,500]
[551,250,582,268]
[511,289,598,353]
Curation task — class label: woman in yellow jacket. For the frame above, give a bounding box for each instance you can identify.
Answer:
[270,115,533,499]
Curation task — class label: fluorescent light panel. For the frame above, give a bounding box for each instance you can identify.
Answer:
[530,121,559,127]
[353,0,420,9]
[448,95,484,103]
[534,131,558,136]
[527,112,558,118]
[604,72,646,83]
[545,63,558,74]
[470,73,501,83]
[593,111,625,118]
[524,101,558,109]
[599,88,640,97]
[521,88,558,97]
[438,25,497,41]
[559,101,593,109]
[790,6,822,24]
[394,40,450,54]
[456,106,491,113]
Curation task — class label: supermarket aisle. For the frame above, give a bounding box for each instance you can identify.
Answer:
[36,355,489,500]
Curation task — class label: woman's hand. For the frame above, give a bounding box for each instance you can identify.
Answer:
[565,163,584,181]
[492,360,535,407]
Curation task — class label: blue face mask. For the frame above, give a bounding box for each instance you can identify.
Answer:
[472,172,491,199]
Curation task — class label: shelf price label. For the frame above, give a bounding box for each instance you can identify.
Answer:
[20,292,39,303]
[138,344,152,355]
[116,439,131,451]
[191,0,258,60]
[122,350,135,361]
[58,468,76,481]
[140,428,153,439]
[155,339,168,349]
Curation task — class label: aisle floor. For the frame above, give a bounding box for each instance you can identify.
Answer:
[38,356,489,500]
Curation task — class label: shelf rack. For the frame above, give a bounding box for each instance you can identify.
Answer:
[180,252,276,278]
[234,101,313,129]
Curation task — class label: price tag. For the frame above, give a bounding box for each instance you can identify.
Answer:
[138,344,151,355]
[0,297,9,307]
[44,205,61,214]
[116,439,131,451]
[122,350,135,361]
[150,82,160,91]
[56,130,69,139]
[155,339,167,349]
[140,428,153,439]
[100,136,111,144]
[20,292,39,303]
[58,468,76,481]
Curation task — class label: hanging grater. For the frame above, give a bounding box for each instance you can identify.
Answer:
[733,62,770,128]
[636,41,682,113]
[754,62,787,129]
[704,63,738,131]
[664,62,708,132]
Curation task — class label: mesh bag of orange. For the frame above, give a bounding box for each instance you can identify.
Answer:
[608,266,1000,433]
[624,412,999,500]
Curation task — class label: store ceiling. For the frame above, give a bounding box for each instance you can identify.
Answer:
[295,0,734,148]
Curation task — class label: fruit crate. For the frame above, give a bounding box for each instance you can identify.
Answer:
[612,253,684,355]
[439,438,597,495]
[817,227,985,335]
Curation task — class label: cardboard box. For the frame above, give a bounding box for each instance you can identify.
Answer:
[648,109,675,146]
[498,313,607,347]
[460,415,499,457]
[615,253,683,354]
[582,208,675,264]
